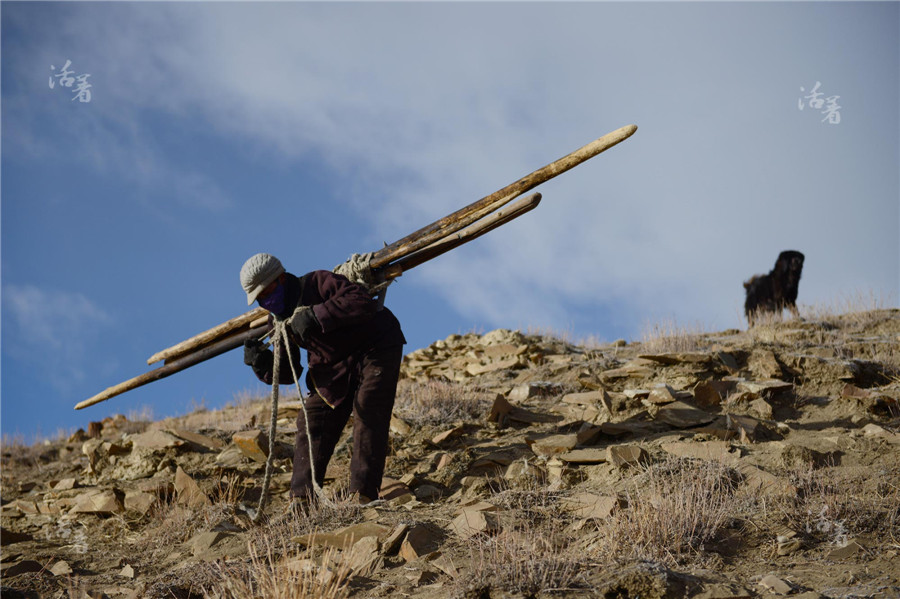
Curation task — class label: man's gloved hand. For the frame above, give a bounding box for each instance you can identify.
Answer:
[289,306,320,343]
[243,338,271,368]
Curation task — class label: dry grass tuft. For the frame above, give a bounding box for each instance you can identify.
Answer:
[463,529,587,596]
[452,470,590,595]
[800,290,894,324]
[393,380,492,427]
[773,466,900,546]
[206,539,352,599]
[640,317,711,354]
[591,457,739,566]
[255,494,364,548]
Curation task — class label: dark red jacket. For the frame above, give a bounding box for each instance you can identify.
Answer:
[251,270,405,407]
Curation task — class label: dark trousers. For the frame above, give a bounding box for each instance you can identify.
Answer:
[291,344,402,501]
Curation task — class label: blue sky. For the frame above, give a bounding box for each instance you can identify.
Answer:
[2,1,898,440]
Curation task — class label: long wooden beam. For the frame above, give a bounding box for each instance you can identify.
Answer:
[382,192,542,280]
[369,124,637,269]
[147,307,268,365]
[75,325,270,410]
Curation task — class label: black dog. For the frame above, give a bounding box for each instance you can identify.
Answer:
[743,250,805,326]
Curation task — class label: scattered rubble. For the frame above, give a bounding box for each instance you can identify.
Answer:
[2,309,899,598]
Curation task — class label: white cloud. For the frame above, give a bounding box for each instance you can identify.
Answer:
[3,284,114,390]
[8,3,897,341]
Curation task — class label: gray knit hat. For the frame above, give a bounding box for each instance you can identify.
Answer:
[240,253,285,305]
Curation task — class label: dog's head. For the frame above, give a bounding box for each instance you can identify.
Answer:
[775,250,804,276]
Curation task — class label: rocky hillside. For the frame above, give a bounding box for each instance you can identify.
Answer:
[2,309,899,599]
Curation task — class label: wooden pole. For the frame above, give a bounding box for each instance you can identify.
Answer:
[147,307,268,365]
[369,124,637,269]
[75,324,270,410]
[382,192,542,280]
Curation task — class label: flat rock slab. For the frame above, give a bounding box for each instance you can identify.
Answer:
[737,380,793,395]
[174,466,210,507]
[736,462,796,497]
[382,524,410,556]
[0,527,32,544]
[72,489,124,515]
[188,531,231,556]
[561,493,618,519]
[693,381,726,407]
[169,429,224,451]
[450,509,500,539]
[1,560,44,578]
[467,356,524,376]
[562,390,611,407]
[694,582,753,599]
[400,524,442,561]
[346,535,383,576]
[639,352,713,365]
[758,575,793,595]
[607,445,649,468]
[232,430,269,462]
[488,395,555,425]
[646,384,679,405]
[826,539,866,560]
[661,440,739,462]
[601,363,655,381]
[52,478,78,491]
[527,434,579,457]
[129,429,184,450]
[432,426,465,445]
[49,561,73,576]
[559,448,608,464]
[295,522,392,550]
[655,401,716,428]
[124,489,157,515]
[380,478,414,501]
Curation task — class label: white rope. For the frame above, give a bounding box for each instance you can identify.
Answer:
[252,317,330,523]
[333,252,391,296]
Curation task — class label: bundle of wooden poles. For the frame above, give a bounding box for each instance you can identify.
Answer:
[75,124,637,411]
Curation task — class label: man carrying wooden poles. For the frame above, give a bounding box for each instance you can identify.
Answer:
[239,252,406,507]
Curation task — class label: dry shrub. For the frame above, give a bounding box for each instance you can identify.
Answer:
[206,539,351,599]
[525,325,574,344]
[138,502,238,558]
[640,317,710,354]
[464,529,587,596]
[393,380,491,427]
[774,466,900,546]
[455,471,588,594]
[136,473,252,560]
[487,471,561,524]
[800,290,894,325]
[1,433,31,463]
[256,494,364,548]
[120,405,154,434]
[592,457,739,565]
